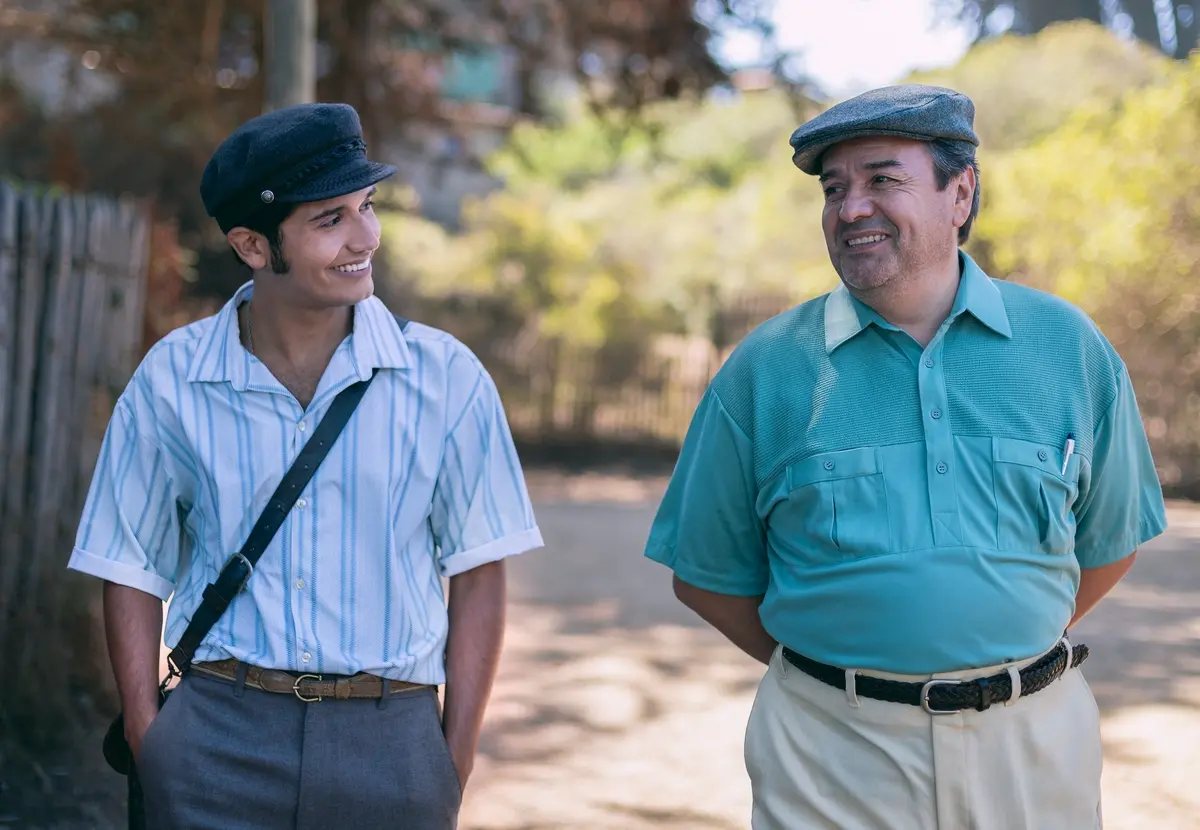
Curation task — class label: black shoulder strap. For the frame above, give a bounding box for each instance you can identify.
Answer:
[166,371,378,678]
[394,312,410,330]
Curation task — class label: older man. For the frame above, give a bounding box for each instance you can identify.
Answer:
[644,84,1167,828]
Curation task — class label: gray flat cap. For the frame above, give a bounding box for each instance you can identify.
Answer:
[789,84,979,175]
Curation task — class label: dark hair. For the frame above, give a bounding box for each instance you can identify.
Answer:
[230,201,297,275]
[927,139,981,244]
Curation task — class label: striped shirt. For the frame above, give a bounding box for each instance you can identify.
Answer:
[69,281,544,684]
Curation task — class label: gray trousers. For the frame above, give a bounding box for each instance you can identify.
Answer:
[138,671,462,829]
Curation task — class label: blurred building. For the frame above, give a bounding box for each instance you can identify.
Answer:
[379,37,527,230]
[1,3,551,231]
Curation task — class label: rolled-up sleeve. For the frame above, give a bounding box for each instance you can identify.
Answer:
[430,360,543,577]
[1073,365,1168,569]
[68,399,181,599]
[643,387,768,596]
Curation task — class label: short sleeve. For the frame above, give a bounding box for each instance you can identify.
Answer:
[67,400,182,599]
[643,387,768,596]
[1073,366,1168,569]
[430,364,543,577]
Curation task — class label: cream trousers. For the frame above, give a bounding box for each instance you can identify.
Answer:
[744,641,1103,830]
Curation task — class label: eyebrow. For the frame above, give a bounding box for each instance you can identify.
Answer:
[307,186,378,223]
[819,159,904,183]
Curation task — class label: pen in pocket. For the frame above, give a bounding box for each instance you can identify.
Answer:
[1061,432,1075,476]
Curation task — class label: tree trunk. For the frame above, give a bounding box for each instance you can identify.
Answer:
[1013,0,1103,33]
[1173,1,1199,57]
[264,0,316,112]
[1123,0,1165,50]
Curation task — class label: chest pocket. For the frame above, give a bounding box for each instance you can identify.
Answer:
[992,438,1081,555]
[770,447,890,562]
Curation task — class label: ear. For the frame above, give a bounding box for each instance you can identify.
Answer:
[227,227,269,271]
[951,166,976,231]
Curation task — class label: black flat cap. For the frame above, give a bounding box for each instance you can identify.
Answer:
[789,84,978,176]
[201,102,397,233]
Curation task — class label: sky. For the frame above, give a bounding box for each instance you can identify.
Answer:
[714,0,976,98]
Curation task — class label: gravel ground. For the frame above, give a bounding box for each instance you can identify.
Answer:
[3,473,1198,829]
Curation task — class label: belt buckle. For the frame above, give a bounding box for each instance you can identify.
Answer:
[921,679,964,715]
[293,673,323,702]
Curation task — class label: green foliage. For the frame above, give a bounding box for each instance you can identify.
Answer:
[384,87,834,345]
[387,21,1179,346]
[971,52,1200,487]
[909,21,1175,151]
[382,22,1200,486]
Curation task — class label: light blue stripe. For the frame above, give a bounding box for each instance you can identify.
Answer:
[394,351,426,659]
[270,394,298,665]
[131,449,164,538]
[382,369,400,662]
[340,403,352,661]
[310,447,321,671]
[192,313,225,381]
[348,410,360,662]
[227,384,253,649]
[100,423,140,558]
[78,410,117,548]
[445,434,471,543]
[474,403,504,538]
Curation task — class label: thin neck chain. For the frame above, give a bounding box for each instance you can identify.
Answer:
[244,301,355,357]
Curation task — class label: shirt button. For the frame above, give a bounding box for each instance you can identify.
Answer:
[823,460,835,471]
[924,358,934,368]
[301,652,312,663]
[298,421,307,432]
[1038,450,1048,462]
[936,462,948,474]
[296,498,307,509]
[295,578,305,589]
[930,409,942,420]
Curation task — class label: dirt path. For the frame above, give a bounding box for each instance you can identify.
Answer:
[4,474,1197,828]
[457,485,1200,830]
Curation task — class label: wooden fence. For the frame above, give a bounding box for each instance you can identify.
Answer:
[0,180,150,723]
[406,289,798,466]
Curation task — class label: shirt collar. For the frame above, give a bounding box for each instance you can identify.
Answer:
[187,281,412,387]
[823,251,1012,354]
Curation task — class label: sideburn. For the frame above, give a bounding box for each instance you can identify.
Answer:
[268,225,290,274]
[269,235,289,274]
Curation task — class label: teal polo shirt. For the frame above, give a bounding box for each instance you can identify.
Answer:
[644,252,1168,674]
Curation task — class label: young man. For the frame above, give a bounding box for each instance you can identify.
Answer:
[644,85,1167,828]
[69,102,544,828]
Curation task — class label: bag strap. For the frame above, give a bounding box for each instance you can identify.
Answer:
[165,369,378,680]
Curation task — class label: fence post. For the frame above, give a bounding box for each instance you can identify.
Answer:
[0,183,18,520]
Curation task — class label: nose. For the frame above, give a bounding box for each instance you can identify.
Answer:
[839,186,875,225]
[348,210,381,253]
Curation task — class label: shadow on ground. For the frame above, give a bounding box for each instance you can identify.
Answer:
[5,480,1198,830]
[1069,506,1200,715]
[459,494,1200,829]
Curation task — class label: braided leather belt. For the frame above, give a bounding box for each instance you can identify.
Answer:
[781,640,1088,714]
[191,659,433,702]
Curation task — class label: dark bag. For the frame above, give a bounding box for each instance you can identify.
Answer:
[101,368,379,825]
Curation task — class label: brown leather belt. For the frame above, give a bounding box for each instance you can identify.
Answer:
[191,659,433,702]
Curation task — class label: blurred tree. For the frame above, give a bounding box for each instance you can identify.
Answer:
[972,53,1200,490]
[908,20,1174,150]
[378,22,1200,486]
[0,0,798,299]
[935,0,1198,58]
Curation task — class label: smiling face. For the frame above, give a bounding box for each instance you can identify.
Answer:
[229,185,382,309]
[818,137,973,295]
